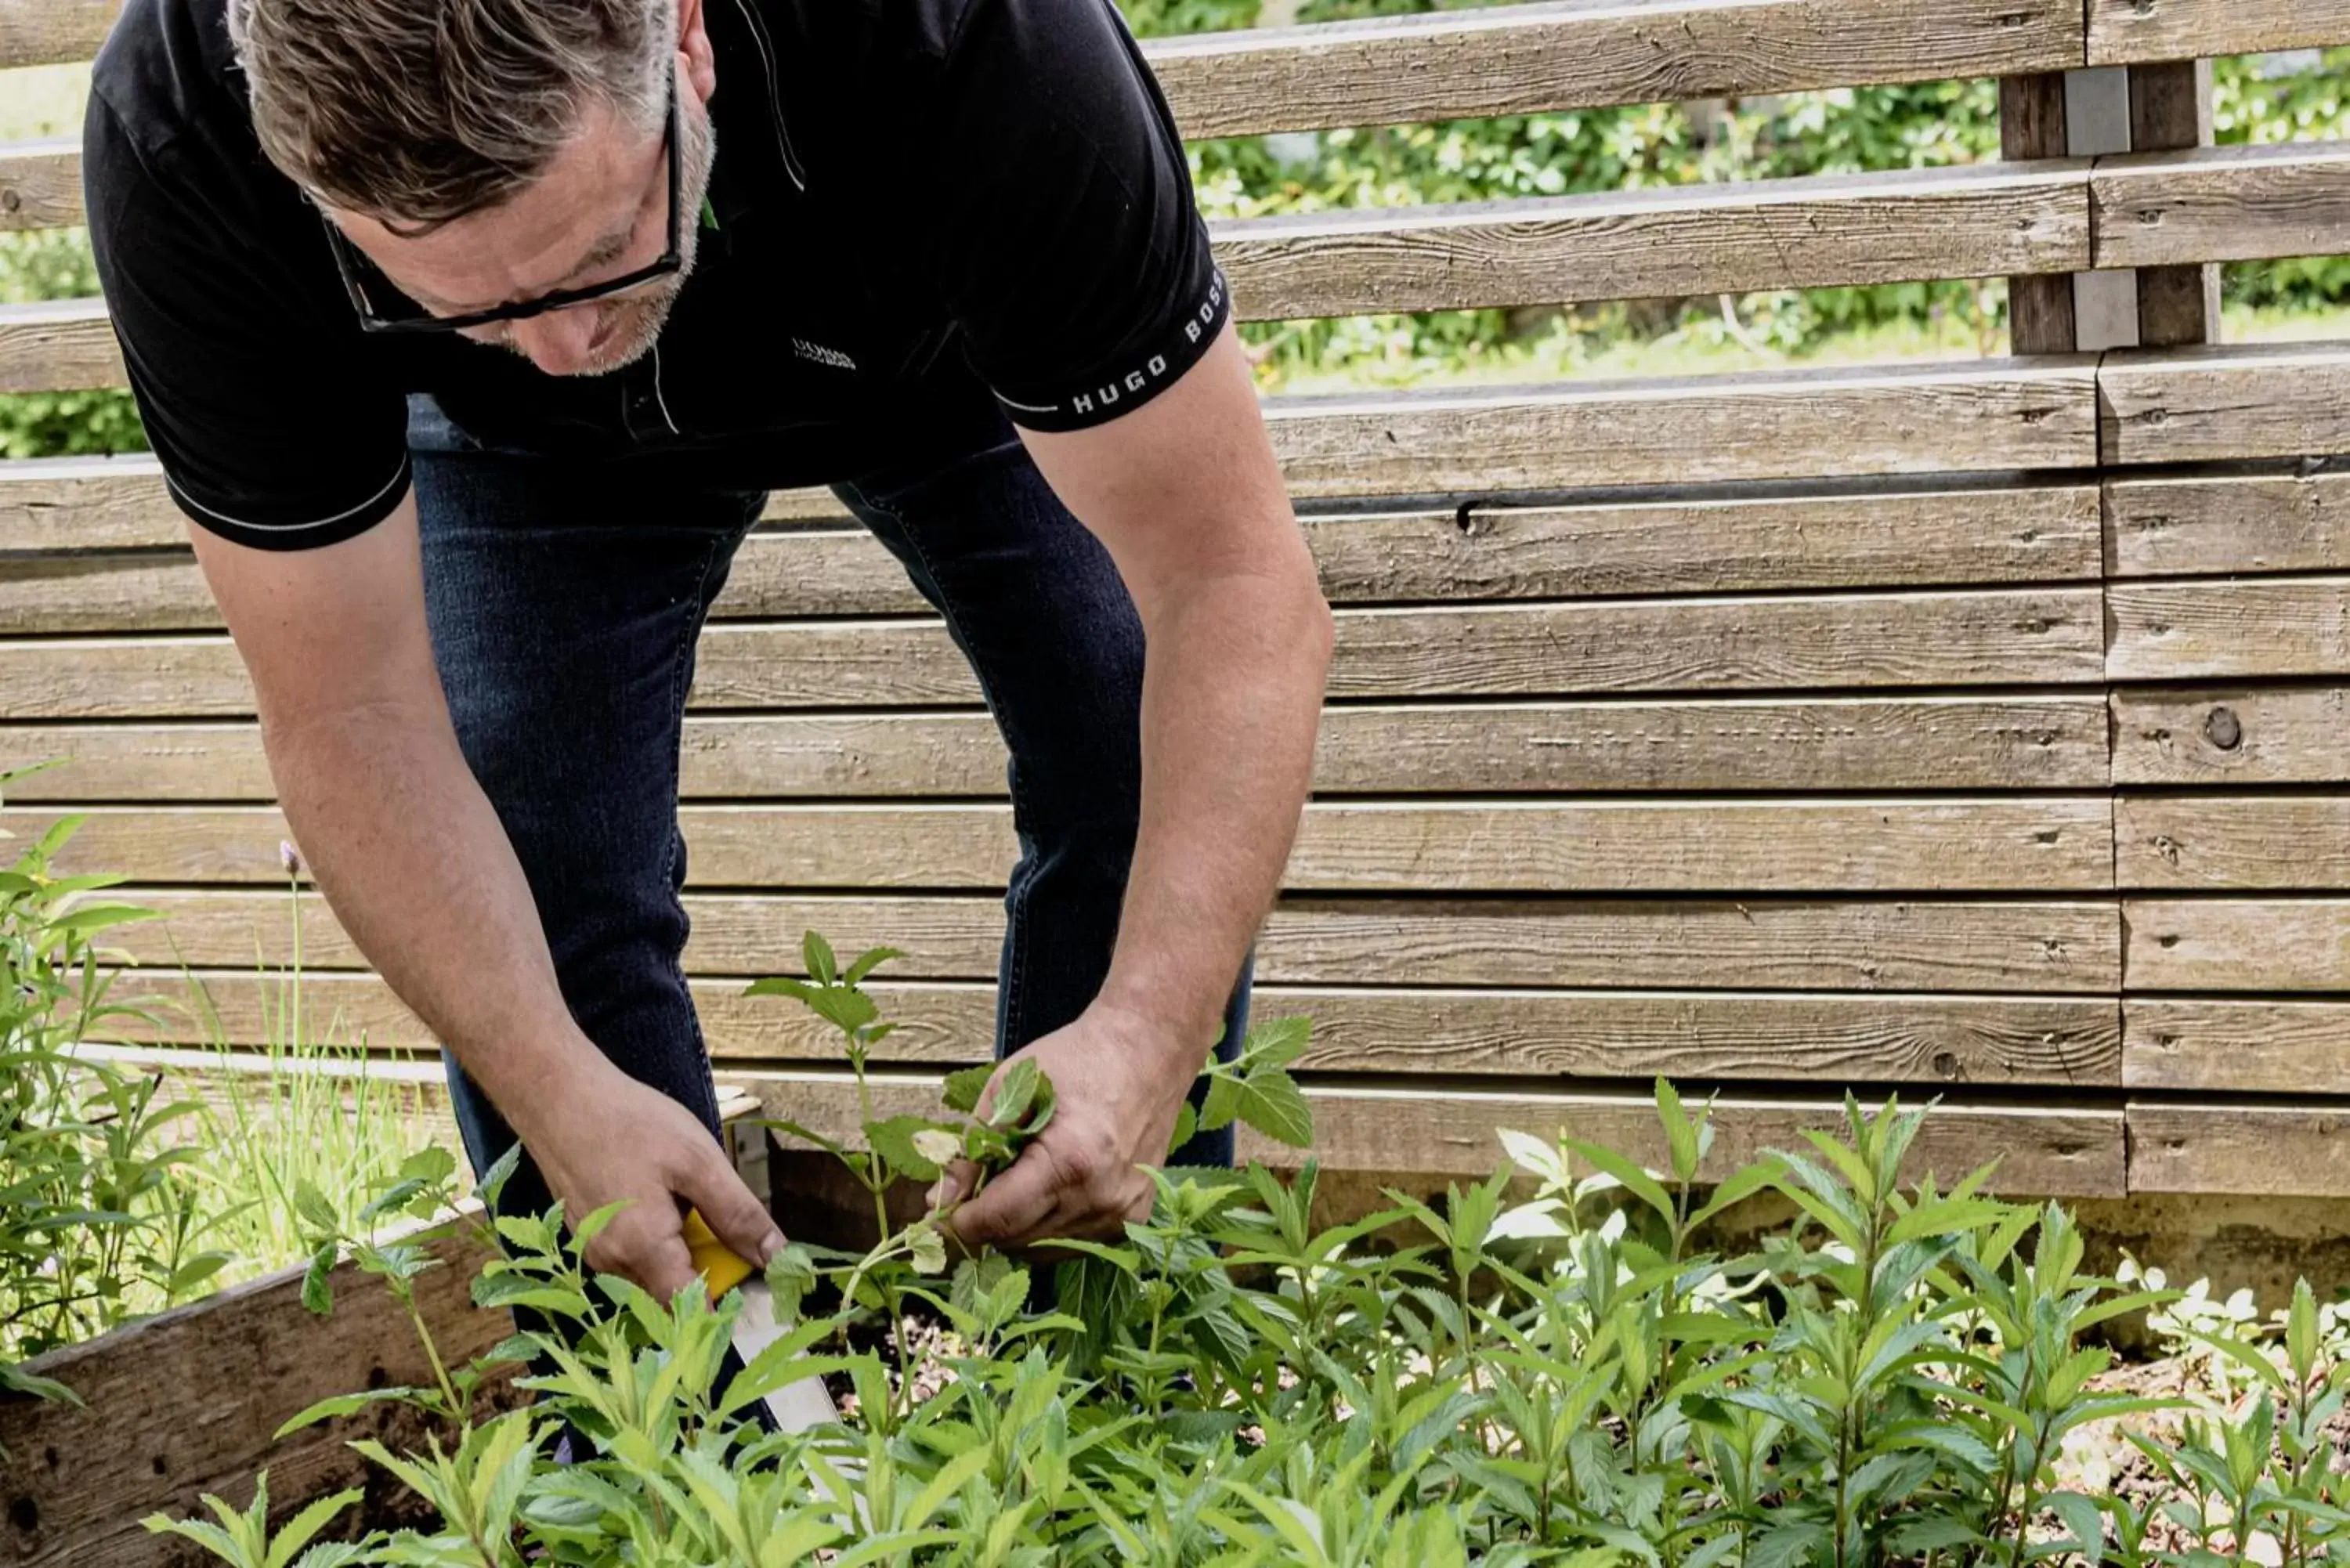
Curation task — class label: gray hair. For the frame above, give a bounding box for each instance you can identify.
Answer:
[227,0,674,226]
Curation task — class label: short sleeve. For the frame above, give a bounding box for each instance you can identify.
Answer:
[914,0,1231,432]
[83,94,412,550]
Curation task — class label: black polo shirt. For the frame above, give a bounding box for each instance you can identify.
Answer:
[83,0,1231,549]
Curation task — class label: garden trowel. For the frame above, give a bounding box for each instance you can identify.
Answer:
[681,1210,837,1433]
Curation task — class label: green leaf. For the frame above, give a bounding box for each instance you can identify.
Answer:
[744,974,817,1003]
[906,1222,948,1276]
[264,1488,363,1568]
[1655,1078,1701,1183]
[844,945,906,985]
[1242,1015,1312,1070]
[802,929,839,985]
[1198,1071,1243,1133]
[1166,1100,1199,1158]
[1235,1067,1314,1148]
[292,1180,338,1235]
[1563,1137,1676,1225]
[942,1064,995,1115]
[299,1241,338,1316]
[866,1115,951,1183]
[273,1388,426,1440]
[989,1059,1043,1129]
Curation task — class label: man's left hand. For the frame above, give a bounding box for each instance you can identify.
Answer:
[934,1006,1200,1254]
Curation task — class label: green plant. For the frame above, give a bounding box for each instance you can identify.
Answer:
[1,766,222,1424]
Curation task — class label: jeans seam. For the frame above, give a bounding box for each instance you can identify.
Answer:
[662,524,736,1129]
[843,479,1035,1055]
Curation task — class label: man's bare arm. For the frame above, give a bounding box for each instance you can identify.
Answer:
[190,495,780,1292]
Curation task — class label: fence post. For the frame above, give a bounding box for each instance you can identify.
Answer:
[2129,60,2223,345]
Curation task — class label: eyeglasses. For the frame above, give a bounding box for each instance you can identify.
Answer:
[319,68,684,335]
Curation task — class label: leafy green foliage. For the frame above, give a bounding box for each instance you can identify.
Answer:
[0,771,219,1433]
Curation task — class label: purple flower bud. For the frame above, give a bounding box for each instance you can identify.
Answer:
[279,840,303,877]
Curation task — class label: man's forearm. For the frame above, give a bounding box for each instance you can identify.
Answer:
[1094,564,1332,1060]
[263,698,611,1139]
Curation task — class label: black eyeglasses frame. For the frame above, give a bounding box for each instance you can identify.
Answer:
[318,69,684,335]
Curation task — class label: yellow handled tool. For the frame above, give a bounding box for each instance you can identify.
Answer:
[681,1209,756,1299]
[681,1209,837,1434]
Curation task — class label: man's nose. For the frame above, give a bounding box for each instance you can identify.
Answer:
[507,307,601,375]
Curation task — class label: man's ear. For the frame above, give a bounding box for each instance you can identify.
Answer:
[678,0,716,104]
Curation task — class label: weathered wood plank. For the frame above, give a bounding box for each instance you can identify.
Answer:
[740,1068,2128,1195]
[0,298,118,392]
[10,797,2119,892]
[0,482,2110,636]
[2108,577,2350,680]
[2124,60,2220,350]
[0,694,2112,800]
[146,970,2124,1088]
[0,344,2102,489]
[2125,899,2350,992]
[0,137,79,230]
[118,887,2125,992]
[2088,0,2350,67]
[2,0,2088,115]
[1268,358,2099,496]
[1150,0,2085,140]
[2001,74,2077,356]
[2106,464,2350,578]
[1218,161,2090,317]
[2095,141,2350,272]
[2099,343,2350,468]
[0,1228,513,1568]
[2117,794,2350,890]
[2113,685,2350,785]
[2127,1000,2350,1094]
[2129,1100,2350,1198]
[0,154,2099,302]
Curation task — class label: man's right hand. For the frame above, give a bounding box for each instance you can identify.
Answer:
[512,1064,786,1302]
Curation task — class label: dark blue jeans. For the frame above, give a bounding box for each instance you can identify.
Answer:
[407,399,1248,1232]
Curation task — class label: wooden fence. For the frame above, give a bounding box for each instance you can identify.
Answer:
[5,0,2350,1208]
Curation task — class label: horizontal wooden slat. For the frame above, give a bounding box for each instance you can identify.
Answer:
[2088,0,2350,66]
[2108,577,2350,680]
[2,0,2089,118]
[0,152,2099,303]
[2094,141,2350,271]
[2125,898,2350,991]
[116,887,2124,992]
[1149,0,2085,140]
[2113,685,2350,785]
[2105,465,2350,579]
[2128,1100,2350,1198]
[11,797,2118,891]
[0,694,2111,803]
[1272,358,2101,494]
[0,297,118,392]
[739,1068,2126,1194]
[2117,793,2350,890]
[146,970,2122,1088]
[0,342,2099,490]
[1170,160,2098,317]
[2099,343,2350,468]
[0,461,2107,594]
[0,136,78,229]
[2127,1000,2350,1093]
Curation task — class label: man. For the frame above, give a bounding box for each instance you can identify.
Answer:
[83,0,1332,1299]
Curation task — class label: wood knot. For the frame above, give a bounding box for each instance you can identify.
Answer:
[2204,705,2243,751]
[2157,933,2179,948]
[0,189,19,213]
[8,1497,36,1534]
[1931,1051,1961,1079]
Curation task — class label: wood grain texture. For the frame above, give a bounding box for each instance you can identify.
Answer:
[1216,161,2091,319]
[0,693,2112,800]
[147,970,2123,1088]
[2129,1101,2350,1197]
[2095,141,2350,271]
[2001,74,2076,356]
[2107,577,2350,680]
[0,341,2104,488]
[2127,1000,2350,1093]
[2117,794,2350,890]
[0,0,115,67]
[0,1230,513,1568]
[116,887,2124,992]
[9,797,2120,892]
[1267,358,2100,495]
[0,138,80,229]
[2124,899,2350,992]
[2112,685,2350,785]
[737,1068,2127,1194]
[2124,60,2219,350]
[2088,0,2350,66]
[2099,343,2350,468]
[0,298,121,392]
[2106,465,2350,578]
[0,478,2110,634]
[1148,0,2084,140]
